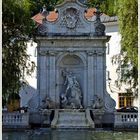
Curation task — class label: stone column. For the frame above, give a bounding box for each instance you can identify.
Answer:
[87,51,94,107]
[48,51,56,103]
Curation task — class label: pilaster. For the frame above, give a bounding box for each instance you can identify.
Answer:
[48,51,57,103]
[96,50,105,98]
[87,51,94,107]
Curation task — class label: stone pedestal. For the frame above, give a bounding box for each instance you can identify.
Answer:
[51,109,94,128]
[91,110,105,128]
[41,109,52,126]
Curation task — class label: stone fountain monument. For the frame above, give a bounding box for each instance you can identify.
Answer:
[29,0,116,128]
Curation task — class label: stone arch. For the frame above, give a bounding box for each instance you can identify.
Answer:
[56,52,87,67]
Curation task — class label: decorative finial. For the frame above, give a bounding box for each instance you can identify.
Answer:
[93,3,105,36]
[41,4,49,20]
[94,3,102,23]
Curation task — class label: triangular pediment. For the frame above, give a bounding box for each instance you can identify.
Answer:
[37,0,105,36]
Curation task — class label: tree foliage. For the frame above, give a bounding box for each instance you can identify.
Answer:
[2,0,64,104]
[88,0,138,96]
[2,0,138,105]
[112,0,138,95]
[30,0,63,16]
[31,0,117,16]
[87,0,117,16]
[2,0,35,103]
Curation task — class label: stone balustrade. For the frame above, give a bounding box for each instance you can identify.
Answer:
[114,112,138,130]
[2,112,29,128]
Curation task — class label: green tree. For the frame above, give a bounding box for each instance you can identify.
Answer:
[2,0,35,104]
[112,0,138,96]
[2,0,63,106]
[3,0,138,106]
[30,0,63,16]
[87,0,117,16]
[87,0,138,95]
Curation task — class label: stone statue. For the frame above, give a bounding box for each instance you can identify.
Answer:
[68,83,82,109]
[94,4,105,36]
[60,93,68,108]
[61,70,82,109]
[91,95,104,109]
[41,97,59,109]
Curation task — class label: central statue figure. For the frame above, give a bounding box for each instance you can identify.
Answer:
[61,70,82,109]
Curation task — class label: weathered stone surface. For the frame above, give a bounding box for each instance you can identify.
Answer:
[28,0,116,128]
[114,112,138,130]
[60,70,83,109]
[36,0,104,36]
[51,109,94,128]
[2,112,30,129]
[35,36,116,112]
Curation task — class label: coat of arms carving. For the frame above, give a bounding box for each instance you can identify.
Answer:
[62,7,79,29]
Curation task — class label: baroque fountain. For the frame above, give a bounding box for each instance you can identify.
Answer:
[28,0,116,129]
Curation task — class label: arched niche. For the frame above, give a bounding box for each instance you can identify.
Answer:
[56,53,87,106]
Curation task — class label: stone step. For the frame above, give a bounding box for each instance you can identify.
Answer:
[58,118,86,123]
[58,113,86,121]
[51,109,95,129]
[57,121,89,127]
[58,112,86,118]
[59,113,85,117]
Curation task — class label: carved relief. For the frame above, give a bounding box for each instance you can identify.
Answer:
[49,51,57,56]
[87,51,97,56]
[60,7,79,29]
[91,95,104,109]
[38,51,47,56]
[41,97,59,109]
[104,92,116,112]
[37,24,48,35]
[38,51,57,56]
[60,70,83,109]
[95,23,105,36]
[87,51,94,56]
[97,50,105,56]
